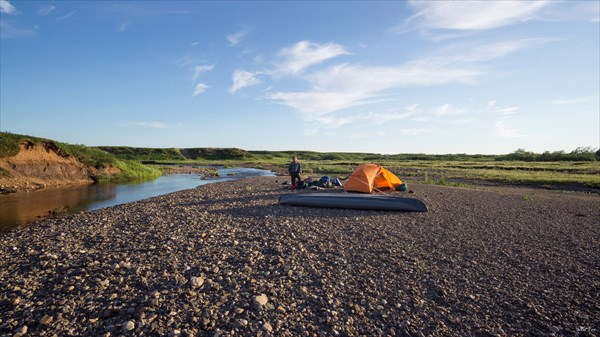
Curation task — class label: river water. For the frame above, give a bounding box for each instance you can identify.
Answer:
[0,167,274,233]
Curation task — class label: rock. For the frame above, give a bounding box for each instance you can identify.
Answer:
[0,176,598,337]
[123,320,135,331]
[262,322,273,332]
[190,276,204,288]
[234,319,248,328]
[14,325,27,335]
[40,315,53,325]
[253,294,269,309]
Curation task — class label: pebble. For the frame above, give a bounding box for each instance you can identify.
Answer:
[40,315,53,325]
[0,176,597,337]
[253,294,269,308]
[190,276,205,288]
[234,319,248,328]
[123,320,135,331]
[262,322,273,332]
[14,325,27,335]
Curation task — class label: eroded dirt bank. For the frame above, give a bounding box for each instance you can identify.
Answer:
[0,177,598,336]
[0,141,118,193]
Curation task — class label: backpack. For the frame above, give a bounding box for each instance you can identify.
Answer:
[318,176,330,188]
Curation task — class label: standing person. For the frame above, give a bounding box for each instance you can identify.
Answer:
[288,156,302,186]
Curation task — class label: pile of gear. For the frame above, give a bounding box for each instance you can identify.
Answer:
[292,175,342,190]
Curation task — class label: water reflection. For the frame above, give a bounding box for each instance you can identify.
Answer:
[0,184,116,230]
[0,168,273,232]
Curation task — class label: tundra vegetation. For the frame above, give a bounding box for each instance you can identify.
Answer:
[1,132,598,189]
[0,132,161,182]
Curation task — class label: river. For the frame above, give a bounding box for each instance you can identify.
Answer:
[0,167,274,233]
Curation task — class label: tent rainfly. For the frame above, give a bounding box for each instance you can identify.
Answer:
[343,164,403,193]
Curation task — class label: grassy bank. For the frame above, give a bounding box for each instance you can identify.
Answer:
[102,160,162,182]
[2,132,598,190]
[0,132,162,182]
[97,146,599,190]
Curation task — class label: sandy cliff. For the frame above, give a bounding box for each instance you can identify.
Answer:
[0,140,118,193]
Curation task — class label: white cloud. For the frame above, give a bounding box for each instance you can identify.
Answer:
[227,28,249,46]
[268,91,370,116]
[177,54,203,68]
[39,5,55,16]
[368,106,420,125]
[550,96,596,105]
[268,62,480,116]
[193,83,209,96]
[448,119,473,125]
[0,0,15,14]
[497,107,519,116]
[105,3,190,17]
[266,39,536,135]
[350,131,387,139]
[538,1,600,23]
[400,128,431,136]
[495,121,530,138]
[425,39,551,66]
[118,22,130,32]
[229,70,261,93]
[432,104,464,116]
[57,11,76,21]
[487,100,521,116]
[457,39,548,62]
[274,40,348,76]
[401,0,549,31]
[192,65,214,82]
[0,21,35,39]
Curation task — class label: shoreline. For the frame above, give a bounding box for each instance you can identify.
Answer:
[0,176,598,336]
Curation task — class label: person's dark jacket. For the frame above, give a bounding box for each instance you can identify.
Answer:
[288,162,302,174]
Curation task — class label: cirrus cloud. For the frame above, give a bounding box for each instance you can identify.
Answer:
[0,0,16,14]
[193,83,210,97]
[227,27,249,46]
[400,0,549,32]
[274,40,349,76]
[229,70,262,93]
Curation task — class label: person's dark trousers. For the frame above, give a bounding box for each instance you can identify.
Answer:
[290,173,301,186]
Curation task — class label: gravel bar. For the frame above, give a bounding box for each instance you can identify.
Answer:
[1,176,599,337]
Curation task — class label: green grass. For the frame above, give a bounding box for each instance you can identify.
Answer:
[0,132,49,157]
[1,132,115,168]
[0,167,11,177]
[95,146,186,161]
[1,132,161,183]
[3,132,599,190]
[100,160,162,182]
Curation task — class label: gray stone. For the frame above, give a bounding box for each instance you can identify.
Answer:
[262,322,273,333]
[190,276,204,288]
[123,320,135,331]
[253,294,269,308]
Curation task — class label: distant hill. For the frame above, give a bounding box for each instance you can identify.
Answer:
[96,146,254,161]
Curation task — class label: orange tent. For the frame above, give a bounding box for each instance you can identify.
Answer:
[343,164,403,193]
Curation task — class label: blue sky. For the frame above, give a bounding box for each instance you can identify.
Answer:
[1,0,598,154]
